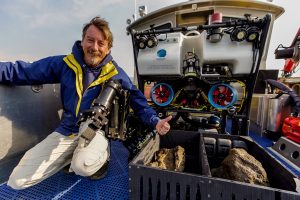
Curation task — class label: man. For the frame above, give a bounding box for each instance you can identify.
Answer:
[0,16,171,190]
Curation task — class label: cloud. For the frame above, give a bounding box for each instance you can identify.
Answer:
[70,0,124,18]
[0,50,37,62]
[0,0,124,29]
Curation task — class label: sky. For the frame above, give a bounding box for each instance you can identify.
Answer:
[0,0,299,77]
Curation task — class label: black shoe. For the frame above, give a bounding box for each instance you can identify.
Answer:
[89,161,109,180]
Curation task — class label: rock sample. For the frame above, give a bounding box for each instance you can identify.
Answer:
[147,146,185,172]
[211,148,269,186]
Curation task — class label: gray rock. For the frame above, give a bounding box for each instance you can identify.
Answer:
[211,148,269,186]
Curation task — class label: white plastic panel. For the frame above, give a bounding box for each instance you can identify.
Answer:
[201,30,254,74]
[137,32,183,75]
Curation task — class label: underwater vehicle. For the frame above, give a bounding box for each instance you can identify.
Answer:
[1,0,300,199]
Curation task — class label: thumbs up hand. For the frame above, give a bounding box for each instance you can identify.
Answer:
[155,115,172,135]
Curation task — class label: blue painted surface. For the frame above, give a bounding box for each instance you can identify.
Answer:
[0,141,129,200]
[250,132,300,177]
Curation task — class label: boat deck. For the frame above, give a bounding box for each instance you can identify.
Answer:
[0,133,299,200]
[0,141,129,200]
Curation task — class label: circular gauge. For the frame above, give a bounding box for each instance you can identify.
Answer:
[208,83,238,109]
[150,83,174,107]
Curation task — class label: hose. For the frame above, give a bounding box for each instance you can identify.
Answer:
[266,79,300,112]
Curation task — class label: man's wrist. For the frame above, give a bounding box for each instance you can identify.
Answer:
[151,116,161,129]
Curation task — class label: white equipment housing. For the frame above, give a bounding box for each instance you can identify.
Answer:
[201,30,254,74]
[137,30,254,76]
[137,32,184,76]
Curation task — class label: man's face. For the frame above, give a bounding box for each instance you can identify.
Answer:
[81,25,110,68]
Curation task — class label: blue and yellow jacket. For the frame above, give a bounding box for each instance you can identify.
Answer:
[0,41,159,136]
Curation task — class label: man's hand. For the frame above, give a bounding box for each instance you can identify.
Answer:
[156,115,172,135]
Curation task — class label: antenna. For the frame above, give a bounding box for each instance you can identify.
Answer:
[134,0,137,20]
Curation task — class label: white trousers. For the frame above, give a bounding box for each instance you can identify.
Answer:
[8,130,109,190]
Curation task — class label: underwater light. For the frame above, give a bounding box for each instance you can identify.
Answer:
[146,36,158,48]
[246,26,260,42]
[137,36,147,49]
[230,27,247,42]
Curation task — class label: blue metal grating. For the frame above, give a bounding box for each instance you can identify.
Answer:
[0,141,129,200]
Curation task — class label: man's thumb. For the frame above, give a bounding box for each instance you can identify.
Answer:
[163,115,172,122]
